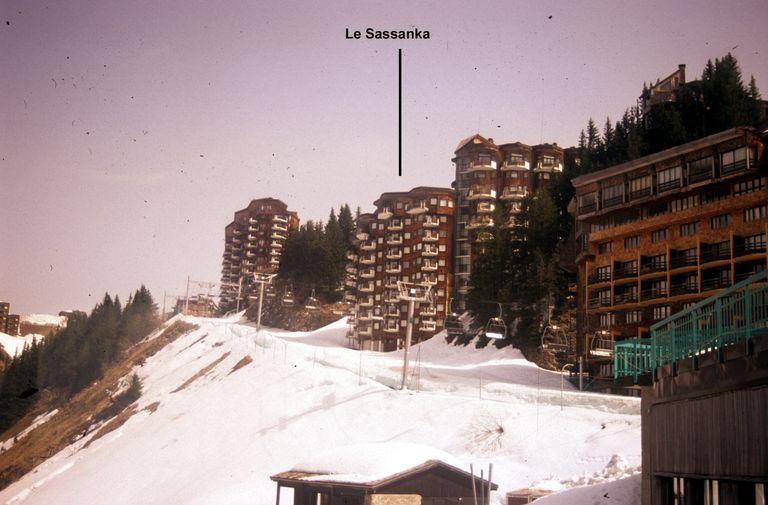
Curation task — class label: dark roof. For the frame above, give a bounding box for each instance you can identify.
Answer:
[454,134,498,153]
[373,187,454,207]
[571,127,757,187]
[271,460,498,491]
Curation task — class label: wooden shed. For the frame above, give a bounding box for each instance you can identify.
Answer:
[271,459,497,505]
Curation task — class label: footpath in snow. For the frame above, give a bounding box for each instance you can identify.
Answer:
[0,315,641,505]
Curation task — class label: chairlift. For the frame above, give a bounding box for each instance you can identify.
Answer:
[265,286,276,299]
[282,288,295,307]
[484,303,507,340]
[541,324,570,351]
[444,298,464,337]
[304,289,320,311]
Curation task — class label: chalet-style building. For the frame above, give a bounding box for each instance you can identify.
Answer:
[220,198,299,311]
[451,134,565,309]
[572,127,767,383]
[346,187,455,351]
[638,64,686,117]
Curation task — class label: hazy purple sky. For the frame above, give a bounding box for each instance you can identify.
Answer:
[1,0,767,315]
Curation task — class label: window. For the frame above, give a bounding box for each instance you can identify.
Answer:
[653,305,671,321]
[670,195,698,212]
[430,197,438,205]
[599,313,615,328]
[744,205,767,222]
[687,156,713,182]
[602,184,624,207]
[733,177,766,195]
[579,192,597,213]
[542,155,555,166]
[720,146,755,174]
[651,229,668,243]
[710,214,731,229]
[629,174,652,198]
[701,188,729,204]
[624,236,640,250]
[679,222,698,237]
[657,166,682,192]
[507,152,524,164]
[597,266,611,281]
[745,234,766,253]
[598,242,613,254]
[626,311,642,324]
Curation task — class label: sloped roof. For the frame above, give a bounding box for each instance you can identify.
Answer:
[454,133,498,153]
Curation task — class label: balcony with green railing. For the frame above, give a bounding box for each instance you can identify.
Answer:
[614,270,768,381]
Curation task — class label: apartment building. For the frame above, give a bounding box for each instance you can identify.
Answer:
[0,302,8,334]
[6,315,20,336]
[220,198,299,311]
[451,134,565,308]
[572,127,767,378]
[346,187,455,351]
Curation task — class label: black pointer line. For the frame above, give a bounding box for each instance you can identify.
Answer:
[398,48,402,177]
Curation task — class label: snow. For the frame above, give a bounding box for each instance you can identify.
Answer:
[533,474,641,504]
[20,314,66,327]
[1,410,59,452]
[0,333,42,358]
[0,315,641,505]
[290,442,465,483]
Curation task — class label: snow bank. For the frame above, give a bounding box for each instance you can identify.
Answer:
[291,442,464,483]
[0,333,42,358]
[533,474,641,504]
[1,410,59,452]
[20,314,66,327]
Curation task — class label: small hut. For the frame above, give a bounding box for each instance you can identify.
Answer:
[270,443,497,505]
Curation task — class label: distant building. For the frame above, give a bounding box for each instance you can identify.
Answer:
[5,315,20,336]
[639,64,686,117]
[451,134,566,309]
[174,296,218,317]
[571,126,767,386]
[346,187,455,351]
[220,198,299,312]
[0,302,9,334]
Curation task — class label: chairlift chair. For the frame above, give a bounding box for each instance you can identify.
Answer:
[484,303,507,340]
[282,288,295,307]
[304,289,320,311]
[541,324,570,351]
[444,298,464,337]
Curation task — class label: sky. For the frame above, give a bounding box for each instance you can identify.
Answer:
[1,0,767,315]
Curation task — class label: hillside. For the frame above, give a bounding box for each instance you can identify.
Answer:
[0,315,640,505]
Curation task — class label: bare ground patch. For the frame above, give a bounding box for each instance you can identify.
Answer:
[228,355,253,375]
[171,352,231,393]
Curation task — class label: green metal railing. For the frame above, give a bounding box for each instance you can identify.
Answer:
[615,270,768,380]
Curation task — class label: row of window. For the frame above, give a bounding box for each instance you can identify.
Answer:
[365,215,450,231]
[578,146,758,211]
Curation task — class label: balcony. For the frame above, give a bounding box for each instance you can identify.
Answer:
[406,201,429,215]
[419,306,437,317]
[476,202,495,214]
[640,261,667,275]
[270,248,281,256]
[359,254,376,265]
[357,311,373,322]
[246,251,256,258]
[629,187,652,200]
[669,284,698,297]
[345,277,357,288]
[700,277,731,292]
[388,219,404,231]
[385,307,400,318]
[272,215,289,224]
[641,287,668,300]
[386,234,403,245]
[602,194,624,208]
[248,217,259,225]
[536,160,562,172]
[733,241,767,257]
[385,263,402,274]
[578,202,597,214]
[422,245,439,257]
[422,275,438,286]
[670,254,698,269]
[346,251,358,262]
[359,297,374,308]
[501,159,528,171]
[269,258,280,265]
[476,231,494,242]
[501,186,527,200]
[271,232,287,240]
[657,179,681,193]
[271,241,283,249]
[360,240,376,251]
[386,249,402,260]
[422,231,439,242]
[358,326,373,337]
[248,225,260,233]
[467,216,494,230]
[467,159,497,172]
[588,297,611,309]
[700,246,731,264]
[272,223,288,233]
[378,207,393,220]
[614,292,638,305]
[355,231,370,241]
[384,323,400,334]
[385,292,400,304]
[247,234,259,241]
[588,272,611,284]
[467,186,496,200]
[721,158,748,176]
[359,268,375,279]
[421,260,438,272]
[423,216,440,228]
[687,167,713,184]
[614,265,638,280]
[419,320,437,332]
[385,278,399,289]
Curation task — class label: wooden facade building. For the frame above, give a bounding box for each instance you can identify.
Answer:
[571,127,767,384]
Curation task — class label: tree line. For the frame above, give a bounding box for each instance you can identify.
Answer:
[0,286,158,435]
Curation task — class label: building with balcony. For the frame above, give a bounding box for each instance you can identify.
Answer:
[220,198,299,311]
[451,134,566,308]
[346,187,455,351]
[5,314,20,336]
[0,302,9,334]
[572,126,767,381]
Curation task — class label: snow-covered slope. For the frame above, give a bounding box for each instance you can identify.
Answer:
[20,315,66,328]
[0,333,42,359]
[0,316,641,505]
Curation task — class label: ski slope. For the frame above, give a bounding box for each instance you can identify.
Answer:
[0,333,42,359]
[0,315,641,505]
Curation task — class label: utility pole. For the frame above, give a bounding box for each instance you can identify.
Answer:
[184,276,190,315]
[253,273,276,333]
[397,281,432,390]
